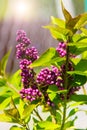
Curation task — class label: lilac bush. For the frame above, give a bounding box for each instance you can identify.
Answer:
[0,1,87,130]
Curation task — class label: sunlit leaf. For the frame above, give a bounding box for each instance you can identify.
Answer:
[10,70,21,90]
[4,98,20,121]
[0,113,12,122]
[44,25,67,41]
[0,50,11,75]
[0,97,11,110]
[30,48,58,68]
[51,16,65,28]
[10,126,24,130]
[22,104,37,122]
[36,121,60,129]
[80,28,87,35]
[74,13,87,29]
[82,51,87,59]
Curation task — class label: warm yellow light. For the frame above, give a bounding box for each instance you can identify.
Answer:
[15,1,28,16]
[12,0,35,20]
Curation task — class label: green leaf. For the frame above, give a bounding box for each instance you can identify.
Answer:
[74,13,87,29]
[10,126,24,130]
[0,76,6,86]
[70,74,87,87]
[22,104,37,122]
[18,99,25,118]
[68,42,87,55]
[0,113,12,122]
[47,85,66,103]
[75,59,87,71]
[4,98,20,122]
[82,51,87,59]
[61,0,72,22]
[55,111,62,124]
[0,50,11,75]
[30,48,58,68]
[80,28,87,35]
[44,25,67,41]
[68,108,78,117]
[72,33,87,42]
[66,15,81,32]
[70,94,87,102]
[0,97,11,110]
[67,70,87,76]
[51,16,65,28]
[36,121,60,129]
[10,70,21,90]
[71,58,81,65]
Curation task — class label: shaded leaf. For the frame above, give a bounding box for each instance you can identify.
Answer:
[75,59,87,71]
[0,76,6,86]
[68,108,78,117]
[70,74,87,87]
[70,94,87,102]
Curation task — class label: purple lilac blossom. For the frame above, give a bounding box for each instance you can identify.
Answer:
[56,42,67,57]
[20,87,42,102]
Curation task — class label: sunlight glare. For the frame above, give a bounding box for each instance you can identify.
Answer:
[14,0,35,20]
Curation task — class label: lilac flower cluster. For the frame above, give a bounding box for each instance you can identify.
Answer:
[37,66,62,87]
[19,59,35,88]
[56,42,67,57]
[16,30,41,102]
[16,30,38,62]
[20,87,42,102]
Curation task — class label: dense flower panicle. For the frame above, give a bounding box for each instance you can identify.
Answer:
[36,67,58,86]
[56,42,67,57]
[16,43,26,59]
[20,87,42,102]
[16,30,39,61]
[16,30,31,45]
[19,59,35,88]
[25,47,39,62]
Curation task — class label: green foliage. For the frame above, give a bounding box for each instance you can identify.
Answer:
[0,1,87,130]
[35,121,60,130]
[10,126,24,130]
[0,50,11,75]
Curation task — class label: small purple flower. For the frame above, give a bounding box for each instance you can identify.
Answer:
[16,30,31,45]
[19,59,35,88]
[20,87,42,102]
[25,47,39,62]
[56,42,67,57]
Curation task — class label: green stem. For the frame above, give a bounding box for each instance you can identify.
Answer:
[34,109,43,121]
[82,86,86,95]
[60,45,69,130]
